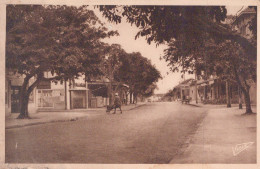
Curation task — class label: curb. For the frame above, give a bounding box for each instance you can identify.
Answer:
[37,103,147,113]
[5,117,84,129]
[169,109,209,163]
[37,109,106,113]
[6,104,146,129]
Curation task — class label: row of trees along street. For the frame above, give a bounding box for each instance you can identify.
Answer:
[7,5,256,119]
[98,43,161,105]
[6,5,161,119]
[98,6,257,114]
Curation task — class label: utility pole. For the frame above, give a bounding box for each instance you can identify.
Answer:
[106,54,113,105]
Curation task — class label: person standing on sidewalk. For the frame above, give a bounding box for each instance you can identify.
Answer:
[113,93,122,114]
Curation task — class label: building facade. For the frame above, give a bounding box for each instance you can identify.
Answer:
[232,7,256,40]
[5,70,37,116]
[6,70,130,115]
[190,7,257,105]
[232,7,257,105]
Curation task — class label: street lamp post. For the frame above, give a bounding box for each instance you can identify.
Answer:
[105,54,113,105]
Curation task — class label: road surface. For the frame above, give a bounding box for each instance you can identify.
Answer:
[6,102,208,163]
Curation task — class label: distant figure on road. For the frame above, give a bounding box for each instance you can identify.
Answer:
[113,93,122,114]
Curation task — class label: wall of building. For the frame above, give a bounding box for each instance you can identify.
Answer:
[235,14,255,39]
[6,72,24,115]
[36,74,67,111]
[36,89,65,110]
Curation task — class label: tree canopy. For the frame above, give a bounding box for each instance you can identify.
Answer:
[117,52,161,98]
[98,5,257,113]
[101,44,162,99]
[6,5,118,118]
[7,5,118,81]
[98,6,256,73]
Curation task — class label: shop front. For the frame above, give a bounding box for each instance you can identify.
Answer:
[69,75,89,109]
[6,72,24,114]
[70,89,88,109]
[87,83,108,108]
[37,89,65,110]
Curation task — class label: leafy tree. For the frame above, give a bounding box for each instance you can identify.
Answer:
[133,54,161,101]
[99,43,126,104]
[98,5,256,113]
[114,52,161,103]
[166,31,256,113]
[6,5,117,118]
[210,41,256,113]
[98,6,256,58]
[96,43,161,104]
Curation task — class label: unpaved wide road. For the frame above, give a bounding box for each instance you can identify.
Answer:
[6,102,208,163]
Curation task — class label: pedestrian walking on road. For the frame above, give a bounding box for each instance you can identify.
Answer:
[113,93,122,114]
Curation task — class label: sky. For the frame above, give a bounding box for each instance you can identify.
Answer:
[90,6,243,94]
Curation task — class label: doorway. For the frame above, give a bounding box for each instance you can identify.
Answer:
[11,86,21,113]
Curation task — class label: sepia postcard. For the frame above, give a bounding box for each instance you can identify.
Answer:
[0,0,259,169]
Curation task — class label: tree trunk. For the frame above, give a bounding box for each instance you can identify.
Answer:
[238,86,242,109]
[204,86,207,101]
[107,83,112,105]
[226,80,231,108]
[126,93,128,105]
[133,93,135,104]
[17,76,30,119]
[233,66,252,114]
[17,75,42,119]
[243,89,252,113]
[130,91,133,104]
[133,92,137,104]
[18,93,30,119]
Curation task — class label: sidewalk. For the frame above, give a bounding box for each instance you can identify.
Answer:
[6,102,146,129]
[189,100,257,111]
[170,105,256,163]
